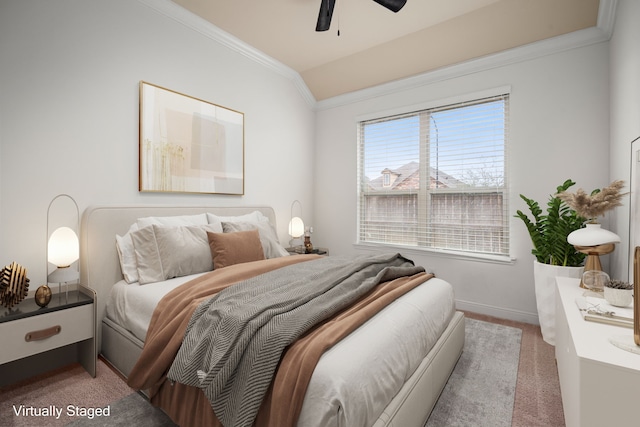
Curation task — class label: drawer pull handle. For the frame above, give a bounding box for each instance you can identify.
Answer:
[25,325,62,342]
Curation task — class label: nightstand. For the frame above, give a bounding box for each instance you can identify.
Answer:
[286,247,329,255]
[0,285,96,385]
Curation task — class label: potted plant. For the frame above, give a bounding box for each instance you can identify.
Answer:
[515,179,587,267]
[604,279,633,307]
[515,179,587,345]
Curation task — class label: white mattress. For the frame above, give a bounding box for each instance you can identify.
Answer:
[105,273,455,427]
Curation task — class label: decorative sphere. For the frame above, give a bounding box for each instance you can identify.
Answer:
[35,285,52,307]
[582,270,610,293]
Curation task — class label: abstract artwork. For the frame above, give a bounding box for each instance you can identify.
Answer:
[139,82,244,195]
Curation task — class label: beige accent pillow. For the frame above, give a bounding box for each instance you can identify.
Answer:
[131,224,215,285]
[207,229,265,269]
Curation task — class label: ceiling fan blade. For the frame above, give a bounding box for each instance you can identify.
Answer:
[316,0,336,32]
[372,0,407,13]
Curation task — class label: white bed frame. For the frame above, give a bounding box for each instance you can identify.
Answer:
[80,204,464,427]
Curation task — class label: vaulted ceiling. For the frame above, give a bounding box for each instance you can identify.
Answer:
[171,0,600,101]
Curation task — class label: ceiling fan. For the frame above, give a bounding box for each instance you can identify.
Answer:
[316,0,407,32]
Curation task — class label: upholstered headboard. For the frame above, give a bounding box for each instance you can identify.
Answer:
[80,204,277,346]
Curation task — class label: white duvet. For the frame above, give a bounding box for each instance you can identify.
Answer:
[105,273,455,427]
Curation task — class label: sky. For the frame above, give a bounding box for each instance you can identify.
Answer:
[362,98,506,188]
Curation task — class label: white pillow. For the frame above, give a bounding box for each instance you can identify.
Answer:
[207,211,265,226]
[222,221,289,259]
[137,213,210,229]
[131,224,216,285]
[116,223,139,283]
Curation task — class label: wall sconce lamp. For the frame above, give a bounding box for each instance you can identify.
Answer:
[47,194,80,302]
[288,200,305,248]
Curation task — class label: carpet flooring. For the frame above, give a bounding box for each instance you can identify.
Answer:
[0,359,132,427]
[0,313,565,427]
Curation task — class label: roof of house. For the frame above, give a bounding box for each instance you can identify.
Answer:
[367,161,463,191]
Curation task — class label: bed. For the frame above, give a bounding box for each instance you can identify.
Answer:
[80,205,465,427]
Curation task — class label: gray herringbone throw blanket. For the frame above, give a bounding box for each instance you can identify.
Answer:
[166,253,424,427]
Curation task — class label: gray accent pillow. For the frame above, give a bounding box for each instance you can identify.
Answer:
[131,224,216,285]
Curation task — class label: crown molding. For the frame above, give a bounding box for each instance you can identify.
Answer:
[316,0,618,111]
[136,0,317,107]
[597,0,618,39]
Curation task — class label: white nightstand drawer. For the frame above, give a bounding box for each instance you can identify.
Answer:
[0,303,93,364]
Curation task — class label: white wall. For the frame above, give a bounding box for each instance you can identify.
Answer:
[314,42,610,323]
[0,0,315,285]
[609,0,640,281]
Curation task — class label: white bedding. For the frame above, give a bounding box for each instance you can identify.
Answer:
[105,273,207,341]
[105,273,455,427]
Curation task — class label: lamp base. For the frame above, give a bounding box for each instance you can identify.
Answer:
[610,334,640,355]
[574,243,616,288]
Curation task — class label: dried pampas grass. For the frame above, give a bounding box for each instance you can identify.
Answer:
[556,180,627,221]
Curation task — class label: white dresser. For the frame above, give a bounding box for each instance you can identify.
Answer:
[555,277,640,427]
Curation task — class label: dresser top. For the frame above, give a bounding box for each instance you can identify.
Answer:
[557,277,640,372]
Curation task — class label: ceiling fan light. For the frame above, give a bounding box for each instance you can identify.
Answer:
[316,0,336,31]
[372,0,407,13]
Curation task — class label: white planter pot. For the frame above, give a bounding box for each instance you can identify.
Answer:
[533,260,584,346]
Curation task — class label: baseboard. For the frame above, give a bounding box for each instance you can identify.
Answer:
[455,299,539,325]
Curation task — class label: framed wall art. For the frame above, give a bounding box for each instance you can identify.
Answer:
[139,81,244,195]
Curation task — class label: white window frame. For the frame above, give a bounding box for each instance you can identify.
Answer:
[356,87,512,262]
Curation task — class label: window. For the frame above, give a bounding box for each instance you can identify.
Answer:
[357,93,509,257]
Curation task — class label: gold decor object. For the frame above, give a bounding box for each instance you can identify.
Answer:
[634,247,640,346]
[35,284,52,307]
[0,262,30,308]
[304,235,314,254]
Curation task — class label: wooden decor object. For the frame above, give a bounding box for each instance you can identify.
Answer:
[0,262,30,308]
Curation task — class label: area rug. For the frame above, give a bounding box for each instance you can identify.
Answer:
[425,317,522,427]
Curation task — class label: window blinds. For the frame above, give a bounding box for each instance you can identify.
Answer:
[357,94,509,256]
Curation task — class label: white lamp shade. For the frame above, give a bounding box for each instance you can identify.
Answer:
[288,217,305,238]
[567,223,621,246]
[48,226,79,267]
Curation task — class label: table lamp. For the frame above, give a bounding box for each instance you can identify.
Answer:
[47,194,80,302]
[288,200,305,248]
[567,223,620,288]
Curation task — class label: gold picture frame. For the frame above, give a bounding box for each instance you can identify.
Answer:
[139,81,244,195]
